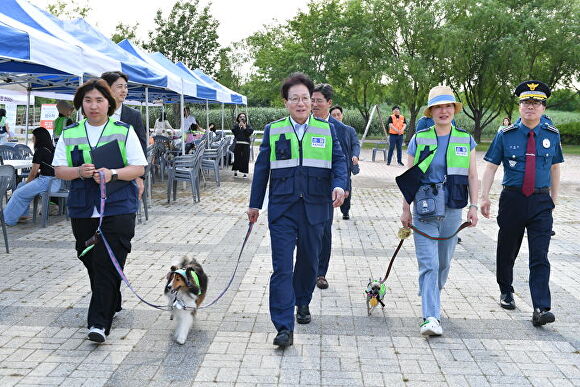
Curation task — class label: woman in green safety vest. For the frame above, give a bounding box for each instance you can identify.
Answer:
[0,108,11,143]
[400,85,479,337]
[53,79,147,344]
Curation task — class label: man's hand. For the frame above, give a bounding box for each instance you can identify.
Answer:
[352,156,359,165]
[247,208,259,223]
[480,197,491,219]
[332,187,345,207]
[136,177,144,200]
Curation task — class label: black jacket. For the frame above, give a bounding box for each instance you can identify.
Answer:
[121,105,147,154]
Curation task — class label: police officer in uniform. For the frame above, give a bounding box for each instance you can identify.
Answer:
[247,73,347,347]
[480,80,563,326]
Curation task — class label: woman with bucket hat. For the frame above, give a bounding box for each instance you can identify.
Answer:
[400,85,479,336]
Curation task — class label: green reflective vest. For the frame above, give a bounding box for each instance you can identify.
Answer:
[414,126,471,176]
[269,116,332,169]
[62,118,129,167]
[53,116,68,138]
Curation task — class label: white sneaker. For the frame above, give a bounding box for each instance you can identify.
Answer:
[420,317,442,336]
[88,327,106,343]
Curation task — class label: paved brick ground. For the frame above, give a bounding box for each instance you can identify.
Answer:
[1,149,578,386]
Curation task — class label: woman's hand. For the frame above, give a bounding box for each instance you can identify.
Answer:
[79,163,95,179]
[467,206,479,227]
[93,168,112,184]
[400,207,412,228]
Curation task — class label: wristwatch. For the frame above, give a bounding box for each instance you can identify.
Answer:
[110,169,118,182]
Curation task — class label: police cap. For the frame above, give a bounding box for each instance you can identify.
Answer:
[514,80,551,101]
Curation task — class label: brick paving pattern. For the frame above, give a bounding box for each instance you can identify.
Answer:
[0,149,578,386]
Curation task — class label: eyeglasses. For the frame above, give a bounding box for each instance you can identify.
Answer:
[287,96,311,104]
[520,100,543,107]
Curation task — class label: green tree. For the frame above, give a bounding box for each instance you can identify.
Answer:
[145,0,220,76]
[371,0,445,140]
[111,22,140,44]
[214,48,241,90]
[47,0,91,18]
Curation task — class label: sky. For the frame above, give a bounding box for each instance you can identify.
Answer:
[28,0,311,47]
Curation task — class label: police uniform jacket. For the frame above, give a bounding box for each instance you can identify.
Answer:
[249,117,348,225]
[329,116,360,191]
[484,120,564,188]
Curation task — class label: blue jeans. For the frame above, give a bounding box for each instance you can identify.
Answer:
[4,176,61,225]
[412,207,462,319]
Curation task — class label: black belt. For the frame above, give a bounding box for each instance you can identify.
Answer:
[503,186,550,194]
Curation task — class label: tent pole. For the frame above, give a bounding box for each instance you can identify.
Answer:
[205,99,209,148]
[24,85,31,146]
[221,103,224,132]
[77,75,83,121]
[145,87,150,146]
[180,92,185,155]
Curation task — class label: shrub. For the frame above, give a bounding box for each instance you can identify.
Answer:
[557,122,580,145]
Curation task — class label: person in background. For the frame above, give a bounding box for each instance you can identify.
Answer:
[387,105,406,166]
[3,127,60,225]
[400,85,479,337]
[232,113,253,178]
[208,123,216,133]
[183,106,197,132]
[53,78,147,344]
[312,85,360,292]
[101,71,146,202]
[154,112,173,136]
[498,117,511,132]
[53,101,74,144]
[330,105,344,122]
[0,108,12,143]
[480,80,562,326]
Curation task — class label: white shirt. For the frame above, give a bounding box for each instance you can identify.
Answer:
[184,115,196,130]
[111,105,122,122]
[289,116,308,140]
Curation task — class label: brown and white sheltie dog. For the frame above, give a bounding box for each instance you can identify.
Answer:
[164,257,208,344]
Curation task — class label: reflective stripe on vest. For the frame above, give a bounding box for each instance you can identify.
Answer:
[62,118,129,167]
[414,126,470,176]
[389,114,405,134]
[269,116,333,170]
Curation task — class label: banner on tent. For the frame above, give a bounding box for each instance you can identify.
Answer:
[40,104,58,131]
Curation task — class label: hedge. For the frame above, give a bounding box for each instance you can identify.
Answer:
[557,122,580,145]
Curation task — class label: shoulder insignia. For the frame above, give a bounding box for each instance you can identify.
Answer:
[544,124,559,134]
[63,122,80,130]
[501,124,517,133]
[115,120,130,129]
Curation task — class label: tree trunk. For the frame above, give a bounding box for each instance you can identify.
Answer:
[405,105,420,144]
[472,110,483,143]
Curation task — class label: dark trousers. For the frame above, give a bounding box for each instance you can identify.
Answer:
[340,188,352,216]
[72,214,136,335]
[269,200,324,332]
[232,143,250,174]
[496,189,554,310]
[318,209,333,278]
[388,134,403,164]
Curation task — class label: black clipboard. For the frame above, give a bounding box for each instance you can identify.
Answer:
[90,140,129,194]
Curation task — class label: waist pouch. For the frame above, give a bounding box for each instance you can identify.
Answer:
[414,183,445,221]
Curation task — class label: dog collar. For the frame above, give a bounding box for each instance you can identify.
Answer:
[173,269,202,295]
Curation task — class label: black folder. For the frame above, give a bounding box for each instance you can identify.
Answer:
[90,140,129,194]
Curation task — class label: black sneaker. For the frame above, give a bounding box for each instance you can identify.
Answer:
[88,327,106,343]
[500,293,516,310]
[296,305,311,324]
[398,162,404,166]
[273,330,293,347]
[532,309,555,326]
[342,214,350,220]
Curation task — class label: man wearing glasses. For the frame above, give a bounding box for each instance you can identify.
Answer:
[480,80,563,327]
[247,73,347,348]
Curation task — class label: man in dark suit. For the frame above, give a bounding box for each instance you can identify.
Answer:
[247,73,347,348]
[312,84,360,290]
[101,71,147,199]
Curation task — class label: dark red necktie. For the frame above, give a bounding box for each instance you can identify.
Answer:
[522,131,536,197]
